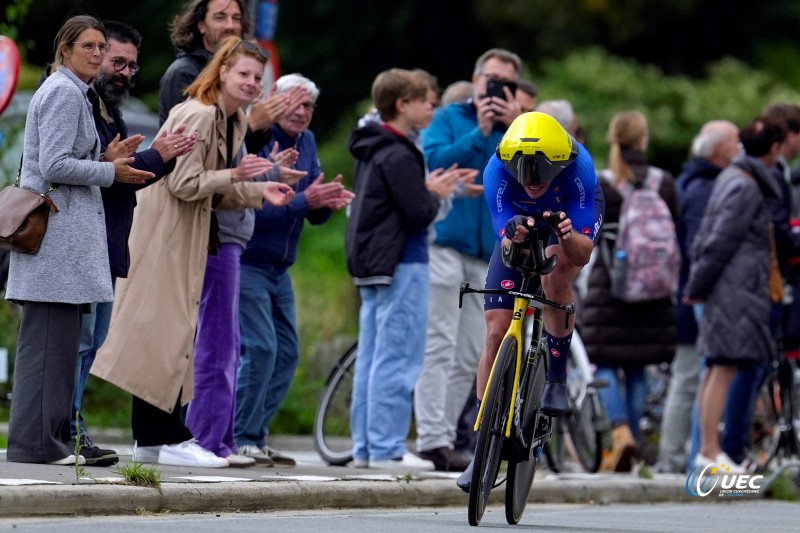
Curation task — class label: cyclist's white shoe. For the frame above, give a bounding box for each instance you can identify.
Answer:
[456,457,474,493]
[714,451,747,474]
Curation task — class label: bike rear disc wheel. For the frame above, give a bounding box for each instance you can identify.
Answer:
[506,348,546,524]
[468,336,515,526]
[312,343,357,466]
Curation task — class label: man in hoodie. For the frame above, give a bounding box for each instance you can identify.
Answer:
[346,69,463,469]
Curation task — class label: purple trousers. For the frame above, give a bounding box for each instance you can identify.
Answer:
[186,243,243,458]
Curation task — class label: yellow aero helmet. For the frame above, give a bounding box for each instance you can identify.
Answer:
[497,111,578,187]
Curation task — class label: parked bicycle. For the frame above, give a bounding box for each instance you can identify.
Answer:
[312,305,607,476]
[459,230,575,526]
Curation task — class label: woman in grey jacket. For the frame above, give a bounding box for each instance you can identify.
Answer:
[684,116,784,472]
[5,15,152,465]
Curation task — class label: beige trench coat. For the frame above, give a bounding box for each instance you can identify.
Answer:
[92,95,265,413]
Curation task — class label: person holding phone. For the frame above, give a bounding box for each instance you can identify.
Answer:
[415,48,525,472]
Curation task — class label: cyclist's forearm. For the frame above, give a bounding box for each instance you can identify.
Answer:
[558,233,593,267]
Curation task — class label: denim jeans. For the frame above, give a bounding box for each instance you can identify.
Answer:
[351,262,429,461]
[71,279,115,440]
[594,365,646,439]
[234,263,298,448]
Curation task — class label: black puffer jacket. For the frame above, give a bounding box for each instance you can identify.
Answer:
[684,155,780,365]
[581,150,679,367]
[345,123,440,284]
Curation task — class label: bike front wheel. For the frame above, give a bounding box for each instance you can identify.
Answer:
[312,343,357,466]
[506,344,546,524]
[468,336,516,526]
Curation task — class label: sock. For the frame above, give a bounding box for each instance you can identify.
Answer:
[545,331,572,382]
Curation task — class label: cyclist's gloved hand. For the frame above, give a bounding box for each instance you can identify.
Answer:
[504,215,534,243]
[544,210,571,239]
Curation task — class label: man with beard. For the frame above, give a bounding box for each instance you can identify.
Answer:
[71,20,196,466]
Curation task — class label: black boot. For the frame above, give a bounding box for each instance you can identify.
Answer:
[456,455,474,493]
[540,379,568,416]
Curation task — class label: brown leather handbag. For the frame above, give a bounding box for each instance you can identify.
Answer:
[0,159,58,254]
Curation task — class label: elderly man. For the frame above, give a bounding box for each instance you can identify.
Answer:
[74,21,195,466]
[653,120,740,473]
[234,74,353,466]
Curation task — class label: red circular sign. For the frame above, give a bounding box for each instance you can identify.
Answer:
[0,36,21,117]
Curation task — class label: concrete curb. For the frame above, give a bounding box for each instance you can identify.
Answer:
[0,477,697,517]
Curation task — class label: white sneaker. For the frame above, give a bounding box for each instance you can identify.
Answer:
[225,454,256,467]
[714,451,747,474]
[47,454,86,466]
[351,457,369,468]
[238,444,274,466]
[370,452,435,471]
[157,439,228,468]
[693,453,715,468]
[132,442,161,463]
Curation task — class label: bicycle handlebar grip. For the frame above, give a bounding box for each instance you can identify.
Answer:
[534,239,557,275]
[459,281,470,308]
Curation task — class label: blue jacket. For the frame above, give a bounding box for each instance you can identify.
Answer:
[242,125,332,271]
[421,101,502,262]
[674,157,722,343]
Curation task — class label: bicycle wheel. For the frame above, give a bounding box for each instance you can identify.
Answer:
[312,343,357,466]
[505,345,546,525]
[565,389,603,473]
[468,336,516,527]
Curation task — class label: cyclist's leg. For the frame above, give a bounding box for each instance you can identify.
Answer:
[540,241,584,415]
[476,243,520,399]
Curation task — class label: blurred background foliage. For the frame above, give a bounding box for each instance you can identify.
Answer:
[4,0,800,434]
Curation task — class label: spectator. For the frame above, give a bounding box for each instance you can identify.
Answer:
[581,111,678,472]
[159,0,301,154]
[716,104,800,467]
[70,20,197,468]
[536,99,577,135]
[441,80,473,106]
[515,79,538,113]
[415,48,524,471]
[346,68,462,469]
[685,116,785,472]
[234,73,354,466]
[5,15,153,465]
[92,36,294,468]
[653,120,740,474]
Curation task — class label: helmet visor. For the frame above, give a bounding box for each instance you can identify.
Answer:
[504,152,568,187]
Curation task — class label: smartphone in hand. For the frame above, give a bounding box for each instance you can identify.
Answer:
[484,79,518,101]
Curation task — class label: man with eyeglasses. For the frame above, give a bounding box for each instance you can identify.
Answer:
[413,48,525,472]
[71,20,196,467]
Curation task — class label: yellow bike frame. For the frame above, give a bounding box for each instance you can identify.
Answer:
[473,294,537,438]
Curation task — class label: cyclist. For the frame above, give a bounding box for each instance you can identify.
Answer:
[458,111,604,490]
